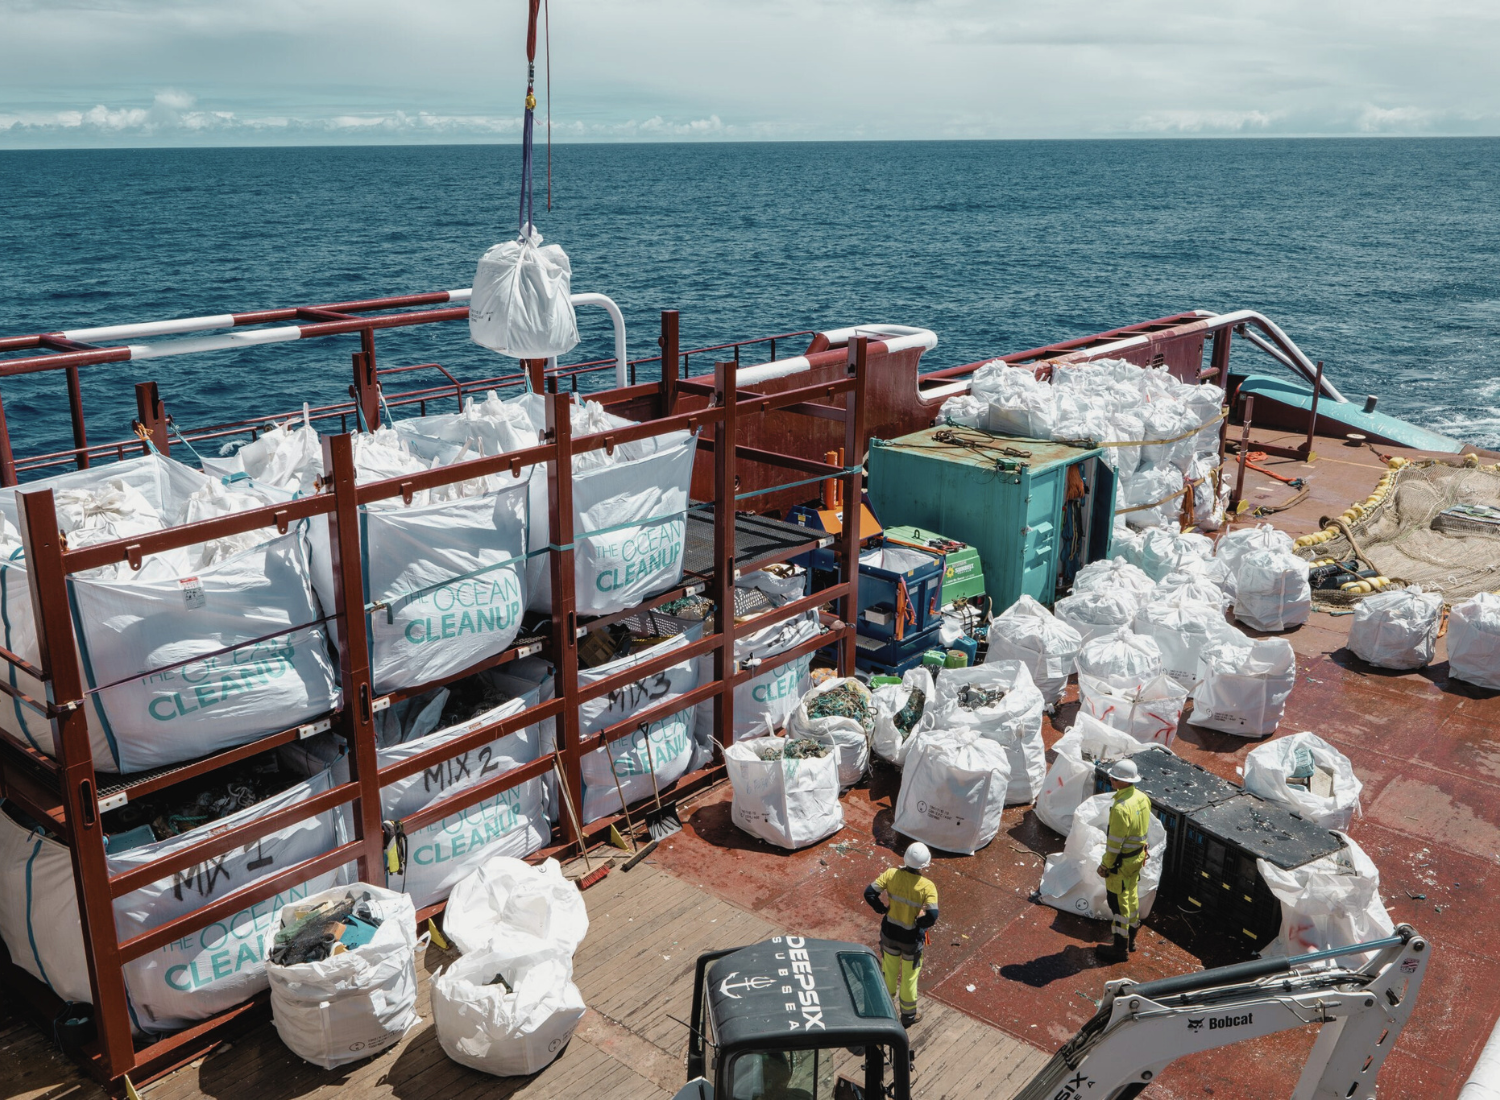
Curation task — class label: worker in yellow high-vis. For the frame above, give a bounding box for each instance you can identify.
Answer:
[1096,757,1151,962]
[864,842,939,1027]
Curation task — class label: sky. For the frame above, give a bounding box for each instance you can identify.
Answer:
[1,0,1497,147]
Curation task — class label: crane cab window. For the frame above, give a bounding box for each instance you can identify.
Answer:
[729,1048,858,1100]
[838,952,895,1019]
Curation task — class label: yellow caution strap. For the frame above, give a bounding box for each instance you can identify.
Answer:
[427,919,450,951]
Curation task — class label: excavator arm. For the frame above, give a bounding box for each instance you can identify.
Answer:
[1014,925,1428,1100]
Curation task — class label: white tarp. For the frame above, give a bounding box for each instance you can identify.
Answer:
[266,884,422,1069]
[1038,791,1166,922]
[1192,637,1296,737]
[1132,598,1244,688]
[724,739,844,850]
[1233,547,1312,632]
[1054,588,1142,646]
[1347,585,1444,670]
[892,729,1010,855]
[1449,592,1500,690]
[0,454,339,773]
[929,662,1045,804]
[787,678,873,788]
[984,595,1082,706]
[469,231,580,359]
[871,666,935,765]
[1243,731,1362,830]
[431,941,586,1077]
[1034,715,1148,836]
[1075,629,1162,689]
[1078,671,1189,746]
[442,856,589,958]
[1257,835,1393,960]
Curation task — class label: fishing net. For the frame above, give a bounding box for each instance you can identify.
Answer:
[893,688,927,735]
[806,682,873,724]
[1302,458,1500,608]
[752,738,829,761]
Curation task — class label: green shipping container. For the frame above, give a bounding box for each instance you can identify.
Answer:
[867,427,1118,610]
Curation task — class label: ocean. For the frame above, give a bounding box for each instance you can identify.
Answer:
[0,138,1496,466]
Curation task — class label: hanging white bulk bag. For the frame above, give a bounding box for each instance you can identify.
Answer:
[1054,588,1141,647]
[0,807,92,1008]
[443,856,589,957]
[577,634,700,822]
[871,665,936,764]
[1132,599,1243,688]
[1233,548,1312,632]
[1075,629,1162,690]
[266,884,422,1069]
[1347,585,1444,670]
[1214,523,1294,599]
[1078,671,1189,747]
[469,231,580,359]
[984,595,1083,706]
[1243,732,1362,830]
[1192,637,1296,737]
[892,729,1010,855]
[929,662,1045,803]
[1448,592,1500,690]
[724,738,844,850]
[787,678,873,788]
[1070,557,1156,602]
[1137,527,1214,582]
[1034,715,1148,836]
[430,942,586,1077]
[1037,791,1166,922]
[1257,836,1392,960]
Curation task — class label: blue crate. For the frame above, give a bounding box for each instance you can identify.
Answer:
[852,622,946,675]
[855,542,945,642]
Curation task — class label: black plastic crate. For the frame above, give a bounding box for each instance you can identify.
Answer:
[1092,746,1242,881]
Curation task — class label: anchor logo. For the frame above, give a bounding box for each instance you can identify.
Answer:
[719,972,774,999]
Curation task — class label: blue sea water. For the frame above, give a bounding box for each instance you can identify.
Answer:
[0,138,1496,467]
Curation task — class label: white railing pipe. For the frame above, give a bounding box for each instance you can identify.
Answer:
[568,292,628,388]
[733,325,938,388]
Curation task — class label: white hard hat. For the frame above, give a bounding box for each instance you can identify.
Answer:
[1108,758,1142,784]
[903,842,932,870]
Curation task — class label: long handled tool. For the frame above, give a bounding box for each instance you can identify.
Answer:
[605,742,640,853]
[639,723,683,841]
[552,750,609,890]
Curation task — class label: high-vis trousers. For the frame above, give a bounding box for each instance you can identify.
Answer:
[1106,869,1141,939]
[880,930,922,1017]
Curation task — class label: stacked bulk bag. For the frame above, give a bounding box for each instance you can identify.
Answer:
[1192,637,1296,737]
[984,595,1083,706]
[1070,557,1156,603]
[1153,566,1231,610]
[443,856,589,957]
[1055,588,1141,646]
[1076,629,1185,745]
[1214,523,1294,599]
[787,678,874,788]
[1037,791,1166,921]
[975,365,1056,439]
[937,394,986,429]
[1244,732,1362,830]
[0,454,339,773]
[1034,714,1147,836]
[1076,629,1162,689]
[929,662,1045,803]
[892,729,1010,855]
[1448,592,1500,690]
[469,231,580,359]
[1108,526,1145,570]
[1137,527,1213,582]
[1233,548,1312,632]
[267,884,423,1069]
[1188,451,1226,530]
[724,737,844,850]
[705,570,821,745]
[1118,466,1184,529]
[1133,598,1244,688]
[1347,585,1444,670]
[1257,836,1393,959]
[871,666,936,764]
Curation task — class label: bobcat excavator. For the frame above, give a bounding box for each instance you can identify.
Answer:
[671,926,1427,1100]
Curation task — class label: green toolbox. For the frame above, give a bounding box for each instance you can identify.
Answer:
[884,524,986,606]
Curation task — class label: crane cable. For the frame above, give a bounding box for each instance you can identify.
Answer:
[518,0,542,236]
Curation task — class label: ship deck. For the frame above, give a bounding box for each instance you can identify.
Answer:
[7,429,1497,1100]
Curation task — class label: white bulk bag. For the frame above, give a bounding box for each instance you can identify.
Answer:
[929,662,1045,803]
[1214,524,1294,599]
[1192,637,1296,737]
[1257,836,1393,960]
[1153,567,1231,610]
[1038,791,1166,922]
[1347,585,1444,670]
[724,739,844,850]
[1233,548,1312,632]
[1137,527,1214,582]
[431,942,586,1077]
[1076,629,1162,690]
[1103,411,1144,475]
[937,394,986,429]
[1183,382,1227,454]
[203,410,323,496]
[1055,589,1141,647]
[1243,732,1362,830]
[892,729,1010,855]
[1118,465,1184,529]
[392,390,539,473]
[1108,526,1144,570]
[0,808,92,1007]
[787,678,873,788]
[1132,599,1243,688]
[266,884,422,1069]
[444,856,587,958]
[378,687,550,909]
[1448,592,1500,690]
[576,632,699,822]
[1070,557,1156,602]
[469,231,580,359]
[1188,451,1226,531]
[871,666,936,764]
[1138,398,1197,472]
[1078,671,1189,747]
[1034,715,1148,836]
[978,369,1057,439]
[984,595,1083,706]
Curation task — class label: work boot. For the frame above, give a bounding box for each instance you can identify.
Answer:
[901,1010,920,1028]
[1128,926,1139,953]
[1096,934,1128,962]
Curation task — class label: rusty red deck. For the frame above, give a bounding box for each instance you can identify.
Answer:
[653,430,1498,1099]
